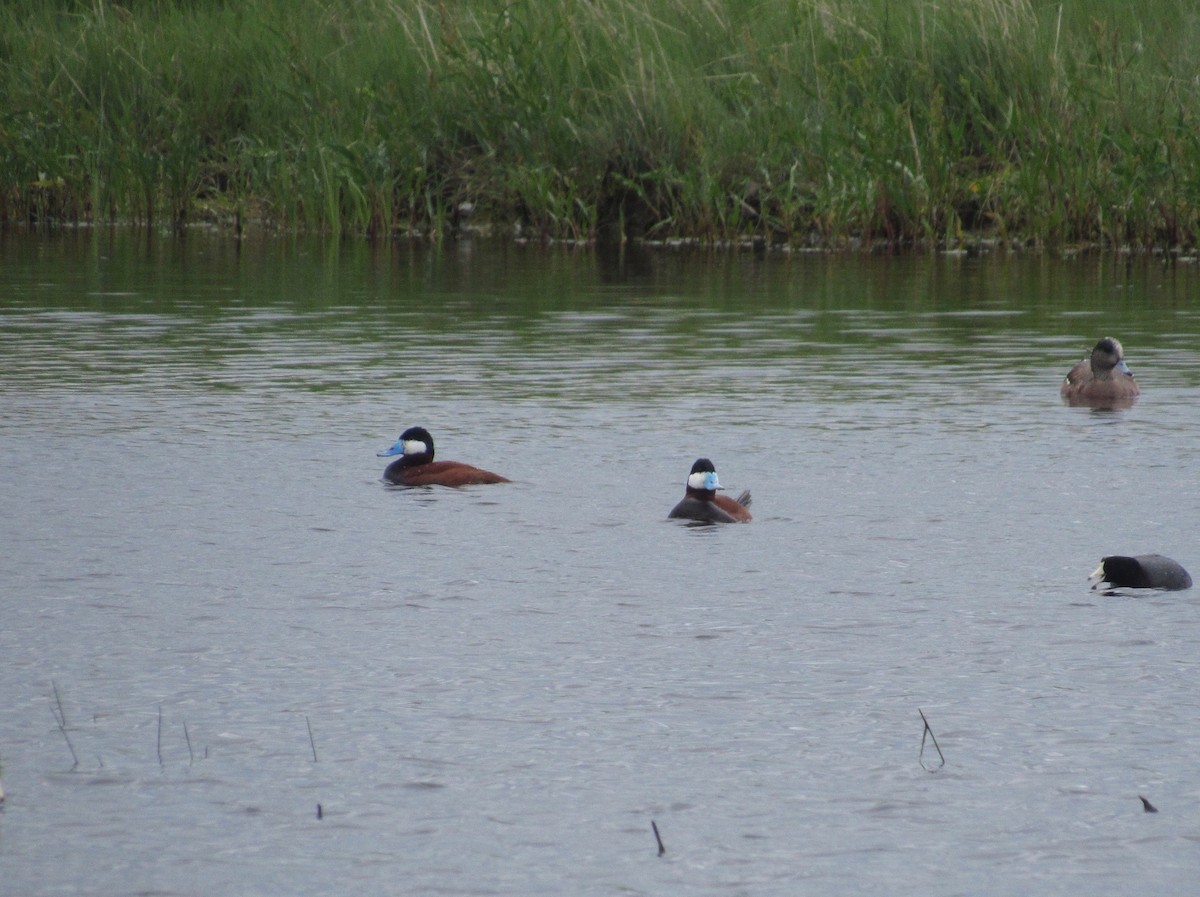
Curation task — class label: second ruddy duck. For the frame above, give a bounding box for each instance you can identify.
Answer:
[377,426,510,487]
[668,458,752,523]
[1061,337,1140,406]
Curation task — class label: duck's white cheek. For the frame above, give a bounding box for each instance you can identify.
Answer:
[403,440,428,456]
[687,471,721,490]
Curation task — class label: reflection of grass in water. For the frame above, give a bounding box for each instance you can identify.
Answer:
[4,227,1194,382]
[3,0,1199,249]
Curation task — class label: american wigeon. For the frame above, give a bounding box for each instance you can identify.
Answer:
[1061,337,1140,406]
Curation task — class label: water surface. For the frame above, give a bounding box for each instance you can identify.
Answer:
[3,233,1200,896]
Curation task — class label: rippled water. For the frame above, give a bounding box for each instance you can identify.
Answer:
[3,233,1200,896]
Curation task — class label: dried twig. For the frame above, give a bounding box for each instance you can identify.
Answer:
[306,715,318,763]
[918,708,945,771]
[651,820,665,856]
[51,681,79,770]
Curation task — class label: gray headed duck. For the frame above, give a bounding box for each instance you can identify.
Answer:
[1061,337,1139,406]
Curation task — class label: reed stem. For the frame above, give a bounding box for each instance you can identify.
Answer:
[918,708,945,771]
[306,715,318,763]
[50,681,79,771]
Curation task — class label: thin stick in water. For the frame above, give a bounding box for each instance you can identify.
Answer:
[183,722,194,766]
[51,680,66,727]
[918,708,945,770]
[317,803,323,820]
[1139,795,1158,813]
[306,715,318,763]
[651,820,665,856]
[51,680,79,770]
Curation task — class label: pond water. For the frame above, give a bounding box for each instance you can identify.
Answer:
[2,232,1200,896]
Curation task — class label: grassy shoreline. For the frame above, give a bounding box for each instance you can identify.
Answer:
[2,0,1199,251]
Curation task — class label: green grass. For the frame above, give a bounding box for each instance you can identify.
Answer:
[2,0,1200,250]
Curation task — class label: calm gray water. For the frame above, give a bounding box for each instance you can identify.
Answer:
[3,233,1200,896]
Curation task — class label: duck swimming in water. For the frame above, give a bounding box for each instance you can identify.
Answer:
[1089,554,1192,592]
[377,426,510,487]
[667,458,752,523]
[1061,337,1140,406]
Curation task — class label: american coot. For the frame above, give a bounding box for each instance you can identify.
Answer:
[1089,554,1192,592]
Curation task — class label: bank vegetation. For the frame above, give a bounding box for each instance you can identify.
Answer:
[2,0,1199,251]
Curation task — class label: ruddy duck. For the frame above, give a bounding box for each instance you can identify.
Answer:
[1061,337,1140,406]
[1089,554,1192,592]
[377,426,510,487]
[667,458,752,523]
